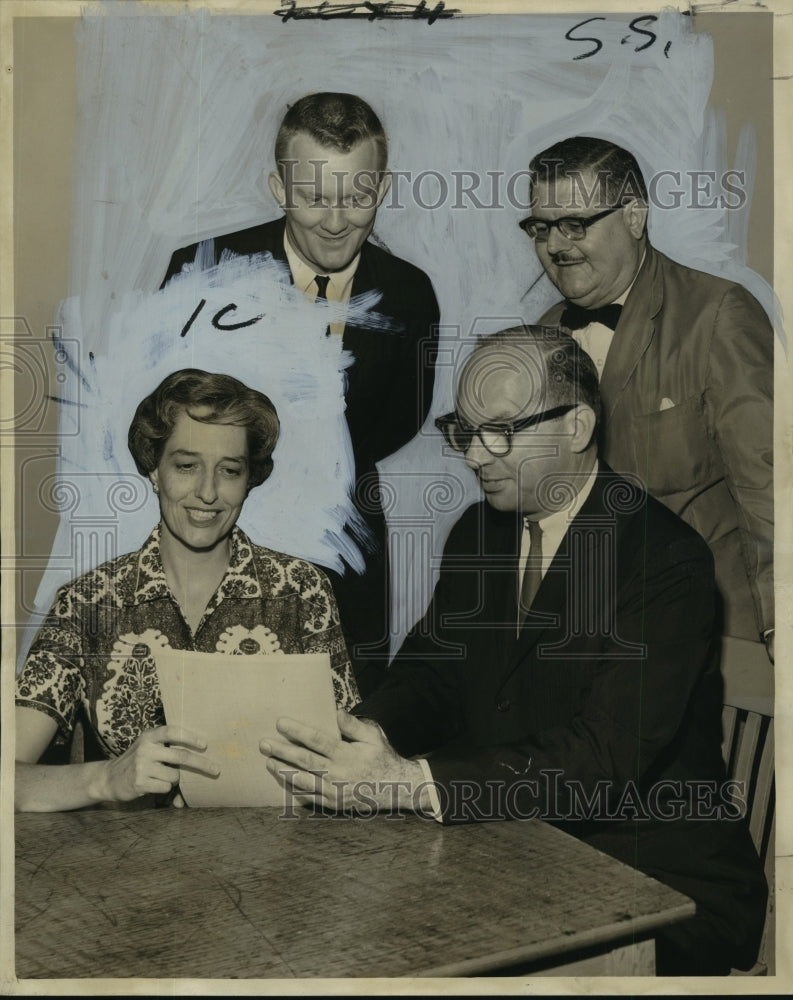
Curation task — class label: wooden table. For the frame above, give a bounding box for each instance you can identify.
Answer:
[15,807,694,980]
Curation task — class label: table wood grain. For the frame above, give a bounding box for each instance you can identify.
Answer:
[15,807,694,979]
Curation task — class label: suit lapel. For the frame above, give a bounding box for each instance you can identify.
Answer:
[350,241,374,299]
[262,217,289,266]
[339,243,373,386]
[503,469,609,678]
[598,246,663,423]
[462,507,523,696]
[508,532,570,671]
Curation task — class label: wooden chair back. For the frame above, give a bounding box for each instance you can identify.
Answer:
[720,637,775,976]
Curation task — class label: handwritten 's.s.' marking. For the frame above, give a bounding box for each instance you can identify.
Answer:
[275,0,459,24]
[566,15,670,61]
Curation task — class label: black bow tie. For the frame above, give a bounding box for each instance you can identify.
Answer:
[560,302,623,332]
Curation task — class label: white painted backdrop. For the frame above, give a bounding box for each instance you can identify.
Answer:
[26,7,777,661]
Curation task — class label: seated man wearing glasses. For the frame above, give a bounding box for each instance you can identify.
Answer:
[521,137,774,663]
[261,327,767,977]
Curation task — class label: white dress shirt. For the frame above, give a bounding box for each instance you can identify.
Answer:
[283,231,359,337]
[572,251,646,378]
[516,461,598,632]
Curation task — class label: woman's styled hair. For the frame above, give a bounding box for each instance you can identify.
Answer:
[128,369,280,488]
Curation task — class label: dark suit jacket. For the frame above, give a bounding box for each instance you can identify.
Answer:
[360,465,766,969]
[163,218,440,694]
[540,245,773,641]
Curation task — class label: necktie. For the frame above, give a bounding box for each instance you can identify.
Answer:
[560,302,622,332]
[313,274,331,336]
[314,274,330,300]
[519,518,543,625]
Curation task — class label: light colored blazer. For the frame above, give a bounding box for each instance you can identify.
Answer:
[541,244,773,640]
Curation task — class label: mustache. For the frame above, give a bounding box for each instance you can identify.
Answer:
[549,250,585,264]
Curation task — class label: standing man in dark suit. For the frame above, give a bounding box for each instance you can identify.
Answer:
[261,327,767,976]
[521,137,773,661]
[162,93,440,696]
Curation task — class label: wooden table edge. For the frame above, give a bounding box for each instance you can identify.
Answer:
[416,898,696,978]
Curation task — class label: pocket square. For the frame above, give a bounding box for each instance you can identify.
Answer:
[659,397,676,411]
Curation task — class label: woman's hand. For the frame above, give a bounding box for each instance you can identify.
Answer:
[96,725,220,803]
[14,707,222,813]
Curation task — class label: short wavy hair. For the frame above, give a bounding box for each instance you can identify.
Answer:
[128,369,280,489]
[529,136,647,207]
[275,92,388,175]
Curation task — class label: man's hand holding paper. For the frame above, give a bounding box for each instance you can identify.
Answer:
[261,709,432,814]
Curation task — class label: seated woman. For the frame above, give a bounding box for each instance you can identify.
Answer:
[15,368,359,811]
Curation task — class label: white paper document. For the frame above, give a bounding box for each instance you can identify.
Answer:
[154,650,338,807]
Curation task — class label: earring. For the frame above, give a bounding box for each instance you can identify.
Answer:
[152,483,159,495]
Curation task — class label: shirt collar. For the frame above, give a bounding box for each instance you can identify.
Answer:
[531,459,598,535]
[613,249,647,306]
[132,524,262,606]
[283,227,361,297]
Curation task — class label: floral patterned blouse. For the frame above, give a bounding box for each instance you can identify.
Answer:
[16,525,360,758]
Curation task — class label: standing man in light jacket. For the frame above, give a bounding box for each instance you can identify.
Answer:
[521,136,773,659]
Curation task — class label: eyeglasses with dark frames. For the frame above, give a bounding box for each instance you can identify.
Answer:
[435,404,577,457]
[518,205,622,242]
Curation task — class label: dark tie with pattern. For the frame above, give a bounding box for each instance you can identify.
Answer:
[313,274,331,336]
[560,302,622,332]
[519,518,543,625]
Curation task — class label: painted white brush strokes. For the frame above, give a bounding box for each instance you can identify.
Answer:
[23,7,782,663]
[21,256,374,662]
